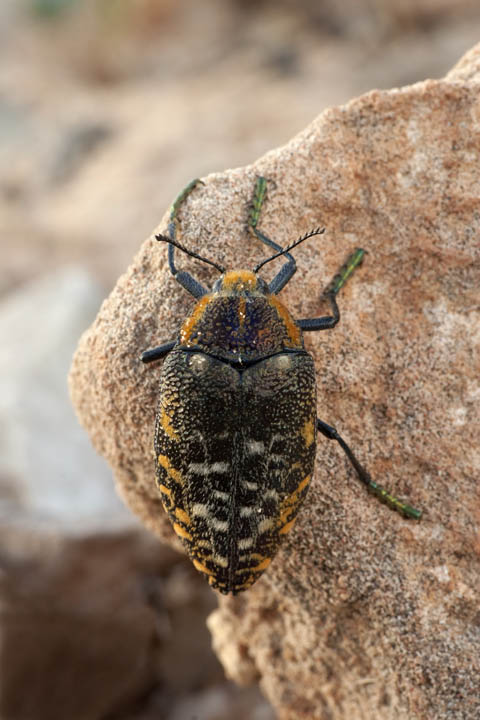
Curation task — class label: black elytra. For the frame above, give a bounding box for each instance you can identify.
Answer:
[141,177,422,595]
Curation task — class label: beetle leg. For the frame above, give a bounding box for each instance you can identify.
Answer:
[141,340,176,364]
[317,419,422,519]
[298,247,365,331]
[248,176,297,294]
[248,177,281,251]
[166,179,209,299]
[323,246,366,296]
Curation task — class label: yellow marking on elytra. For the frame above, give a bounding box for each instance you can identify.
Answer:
[222,270,257,291]
[252,557,271,572]
[236,574,255,589]
[193,558,214,576]
[180,294,211,343]
[295,473,311,496]
[196,539,212,549]
[158,454,184,485]
[278,507,291,525]
[279,517,297,535]
[301,418,315,448]
[238,556,272,575]
[268,294,302,347]
[278,474,311,525]
[158,483,173,511]
[160,404,179,442]
[174,507,191,525]
[173,522,192,541]
[159,498,168,513]
[238,296,246,328]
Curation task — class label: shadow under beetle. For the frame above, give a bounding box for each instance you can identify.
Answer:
[141,177,422,595]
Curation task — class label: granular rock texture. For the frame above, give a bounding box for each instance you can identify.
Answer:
[70,44,480,720]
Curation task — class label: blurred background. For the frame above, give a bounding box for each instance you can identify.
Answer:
[0,1,478,719]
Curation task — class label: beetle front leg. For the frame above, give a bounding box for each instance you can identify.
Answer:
[248,176,297,294]
[164,179,209,300]
[317,419,422,519]
[141,340,176,364]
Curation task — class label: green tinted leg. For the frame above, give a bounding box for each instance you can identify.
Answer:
[324,247,366,297]
[248,176,285,253]
[168,178,204,239]
[313,251,422,519]
[317,421,422,520]
[165,178,212,298]
[248,176,297,294]
[248,176,268,237]
[366,478,422,519]
[298,248,365,331]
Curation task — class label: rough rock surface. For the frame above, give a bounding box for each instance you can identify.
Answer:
[0,267,129,529]
[70,44,480,720]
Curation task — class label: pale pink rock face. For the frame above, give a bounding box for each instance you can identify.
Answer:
[70,45,480,720]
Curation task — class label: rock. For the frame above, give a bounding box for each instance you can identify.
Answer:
[69,43,480,720]
[48,121,113,185]
[0,267,152,719]
[0,529,161,720]
[165,685,276,720]
[0,266,131,531]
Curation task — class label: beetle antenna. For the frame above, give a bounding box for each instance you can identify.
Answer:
[253,227,325,274]
[155,233,226,274]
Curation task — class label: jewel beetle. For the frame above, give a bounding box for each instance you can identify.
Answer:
[141,177,421,595]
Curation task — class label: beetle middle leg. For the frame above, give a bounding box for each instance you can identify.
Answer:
[303,248,421,519]
[298,247,365,332]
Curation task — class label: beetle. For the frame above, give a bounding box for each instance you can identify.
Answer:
[141,177,421,595]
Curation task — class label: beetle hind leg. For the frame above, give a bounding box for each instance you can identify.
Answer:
[317,419,422,519]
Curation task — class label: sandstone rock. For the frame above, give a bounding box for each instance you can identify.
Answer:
[0,529,160,720]
[70,43,480,720]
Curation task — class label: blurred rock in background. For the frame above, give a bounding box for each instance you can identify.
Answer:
[1,1,479,718]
